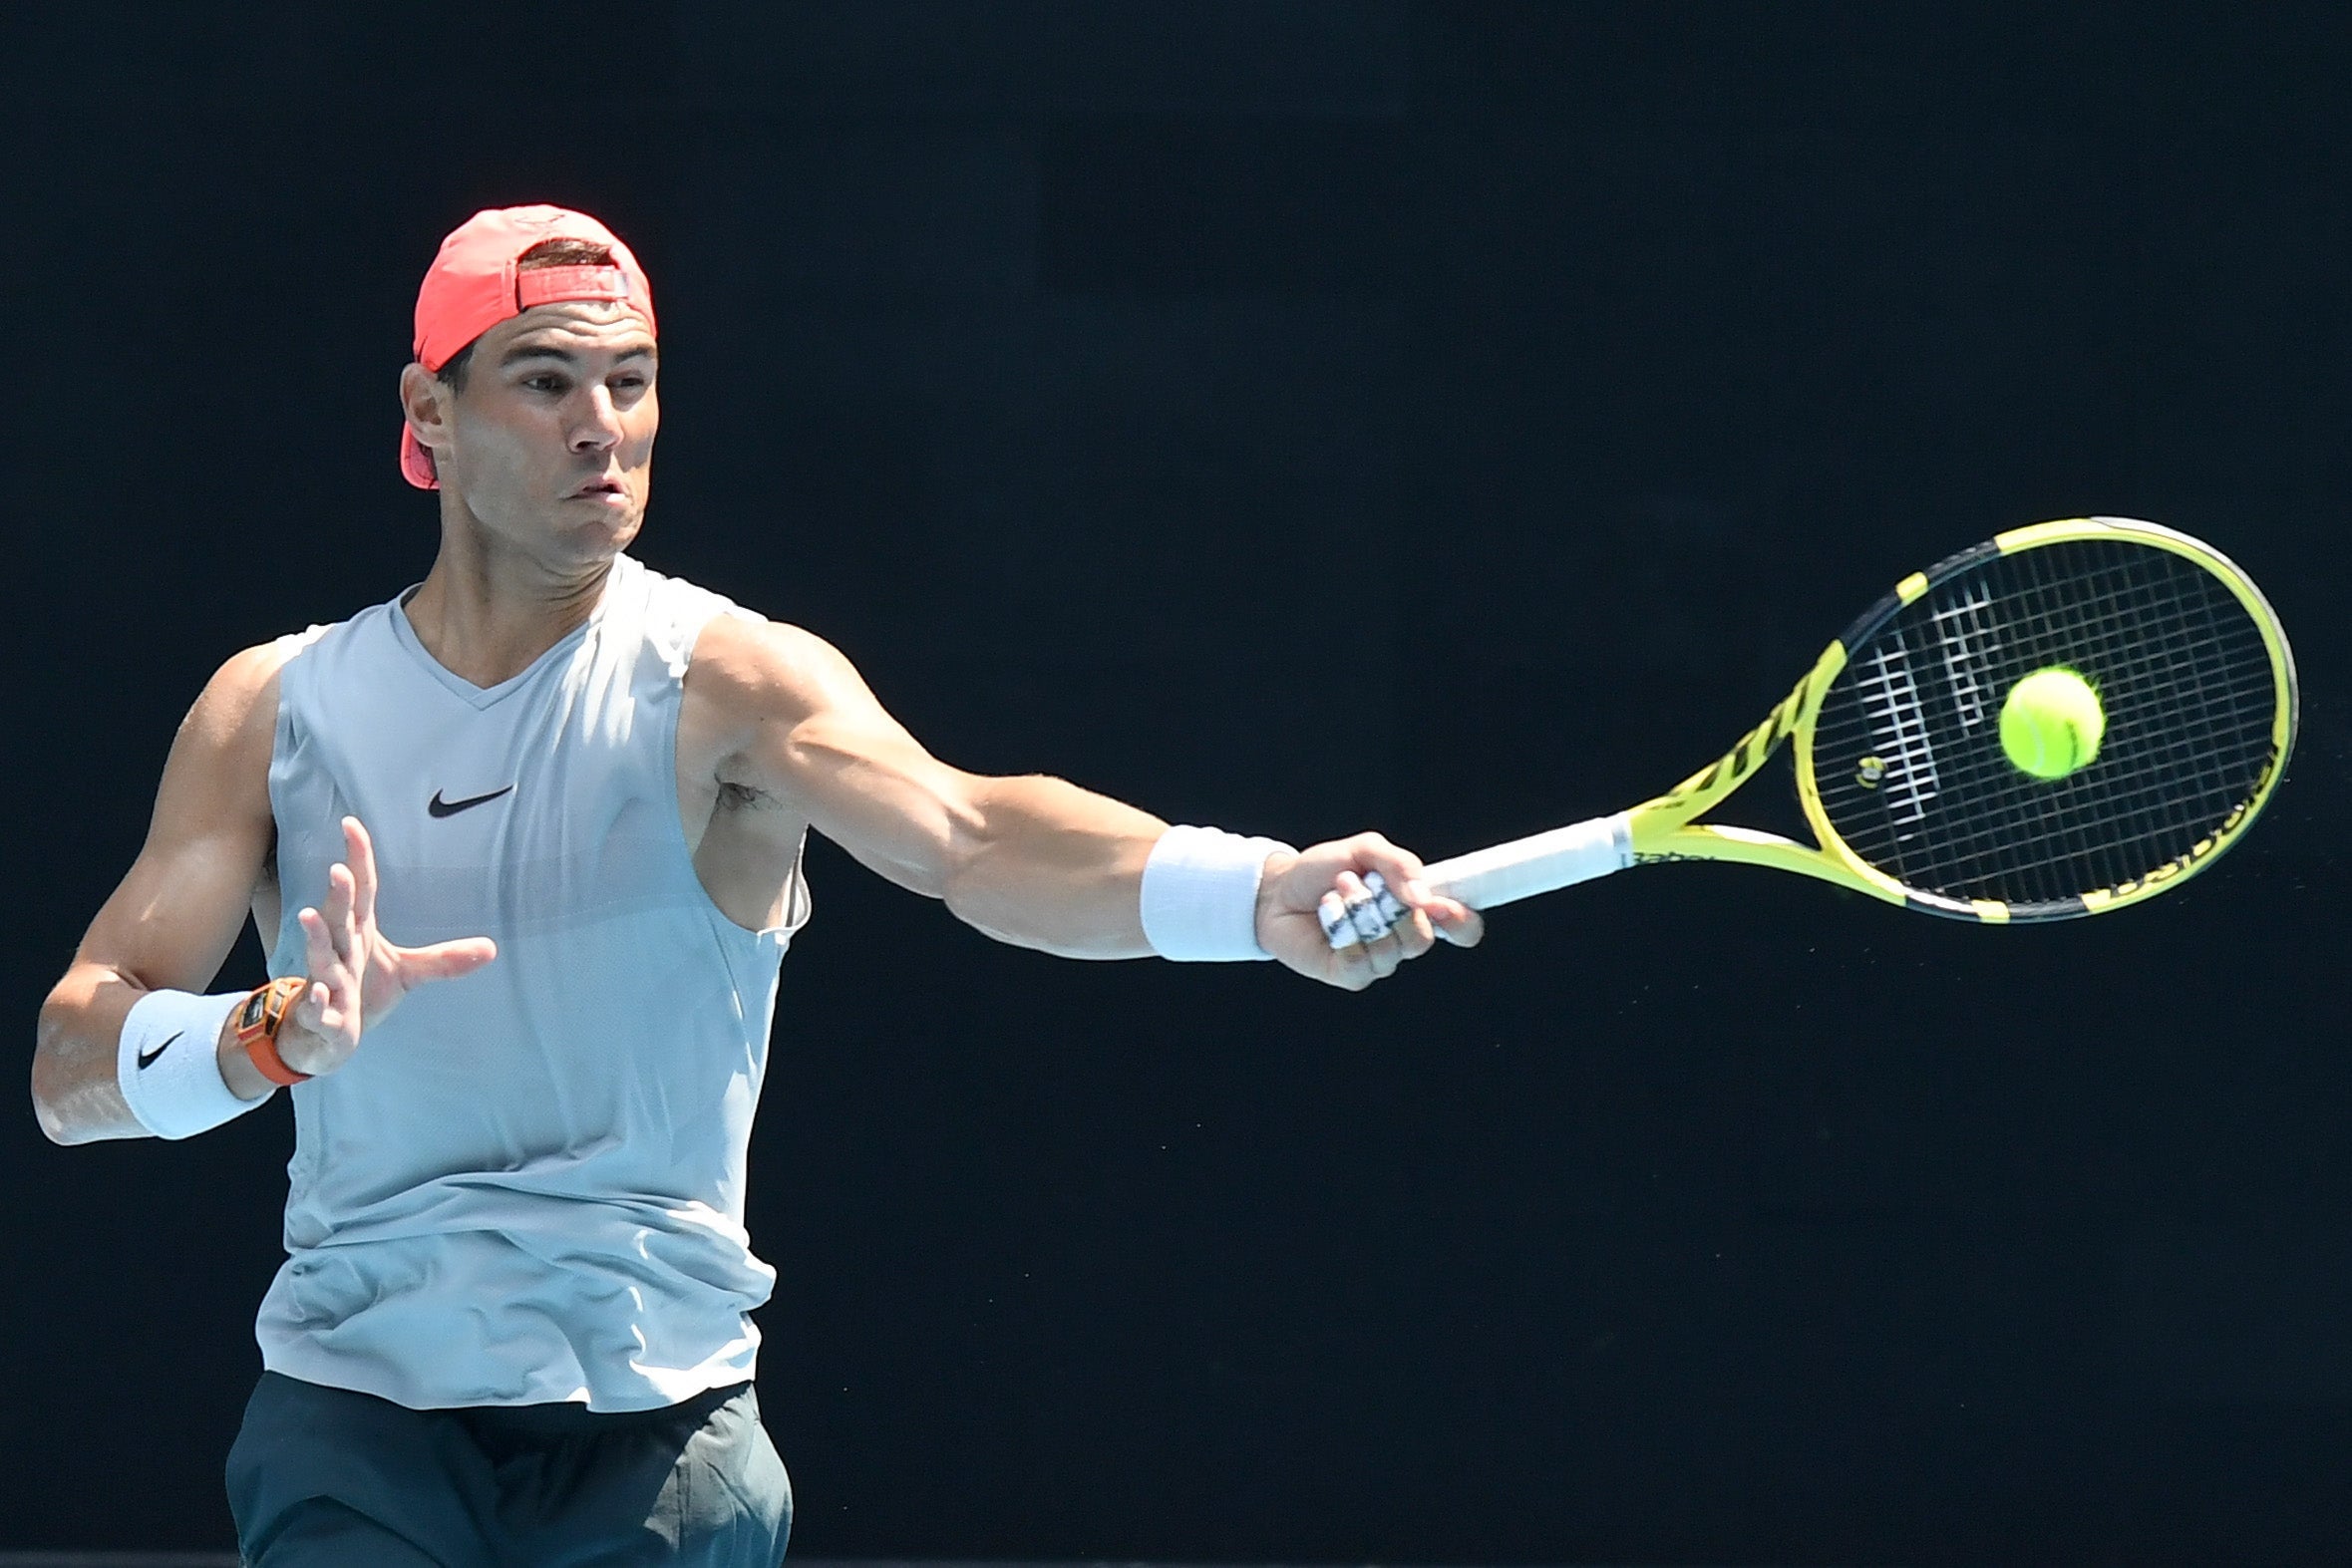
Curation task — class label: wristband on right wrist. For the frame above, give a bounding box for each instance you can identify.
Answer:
[1140,825,1294,961]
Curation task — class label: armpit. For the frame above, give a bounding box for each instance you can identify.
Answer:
[717,779,784,814]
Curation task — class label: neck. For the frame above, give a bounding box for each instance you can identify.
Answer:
[404,510,619,688]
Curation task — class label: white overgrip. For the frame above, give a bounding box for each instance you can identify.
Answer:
[1319,811,1636,950]
[1422,812,1634,910]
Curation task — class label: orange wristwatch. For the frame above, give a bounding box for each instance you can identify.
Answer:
[232,977,312,1087]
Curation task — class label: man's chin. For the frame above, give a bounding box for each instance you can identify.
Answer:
[560,514,643,563]
[461,486,642,545]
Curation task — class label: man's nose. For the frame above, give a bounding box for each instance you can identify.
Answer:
[570,387,623,453]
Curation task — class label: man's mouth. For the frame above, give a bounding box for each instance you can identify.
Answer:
[572,476,626,498]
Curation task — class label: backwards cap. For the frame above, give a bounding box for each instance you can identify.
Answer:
[401,204,657,489]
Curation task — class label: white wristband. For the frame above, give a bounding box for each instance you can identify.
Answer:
[1141,825,1293,961]
[118,988,263,1140]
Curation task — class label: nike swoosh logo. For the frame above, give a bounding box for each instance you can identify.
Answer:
[137,1031,183,1070]
[428,784,515,818]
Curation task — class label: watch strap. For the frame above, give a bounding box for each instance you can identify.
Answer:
[233,977,313,1087]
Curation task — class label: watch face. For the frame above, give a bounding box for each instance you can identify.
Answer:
[239,991,269,1031]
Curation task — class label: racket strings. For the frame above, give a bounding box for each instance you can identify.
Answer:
[1834,550,2272,900]
[1808,538,2283,906]
[1868,560,2268,899]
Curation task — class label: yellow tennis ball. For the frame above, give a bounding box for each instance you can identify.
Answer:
[1999,667,2105,780]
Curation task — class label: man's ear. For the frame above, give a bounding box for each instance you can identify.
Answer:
[399,363,452,468]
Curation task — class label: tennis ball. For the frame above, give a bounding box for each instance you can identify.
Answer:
[1999,667,2105,780]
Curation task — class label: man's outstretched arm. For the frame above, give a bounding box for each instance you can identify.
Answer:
[689,616,1481,989]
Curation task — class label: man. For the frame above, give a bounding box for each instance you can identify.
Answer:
[32,205,1479,1565]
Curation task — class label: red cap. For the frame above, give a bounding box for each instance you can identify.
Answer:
[401,204,657,489]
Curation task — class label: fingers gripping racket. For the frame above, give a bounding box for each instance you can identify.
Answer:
[1327,517,2296,946]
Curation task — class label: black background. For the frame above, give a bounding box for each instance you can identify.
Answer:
[7,4,2351,1563]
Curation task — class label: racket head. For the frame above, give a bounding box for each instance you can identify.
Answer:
[1792,517,2296,922]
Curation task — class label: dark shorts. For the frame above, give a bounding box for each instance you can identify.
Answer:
[226,1371,791,1567]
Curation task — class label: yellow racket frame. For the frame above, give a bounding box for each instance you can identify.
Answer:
[1620,517,2297,923]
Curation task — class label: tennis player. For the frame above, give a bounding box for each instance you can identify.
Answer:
[30,205,1477,1565]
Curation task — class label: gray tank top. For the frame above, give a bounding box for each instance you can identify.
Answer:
[257,553,809,1411]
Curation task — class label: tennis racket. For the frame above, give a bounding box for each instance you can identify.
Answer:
[1326,516,2296,944]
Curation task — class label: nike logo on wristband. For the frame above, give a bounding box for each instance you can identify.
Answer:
[137,1031,183,1070]
[428,785,515,818]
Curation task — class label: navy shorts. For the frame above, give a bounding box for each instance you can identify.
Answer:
[226,1371,791,1566]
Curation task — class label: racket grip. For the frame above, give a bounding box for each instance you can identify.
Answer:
[1421,812,1633,910]
[1319,812,1635,951]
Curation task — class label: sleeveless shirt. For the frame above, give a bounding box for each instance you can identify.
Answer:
[256,553,809,1411]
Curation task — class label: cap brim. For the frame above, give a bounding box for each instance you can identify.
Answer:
[401,425,439,489]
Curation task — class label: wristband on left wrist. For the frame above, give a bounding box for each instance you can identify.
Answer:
[117,988,263,1140]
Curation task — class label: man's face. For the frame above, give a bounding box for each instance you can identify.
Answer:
[407,299,659,568]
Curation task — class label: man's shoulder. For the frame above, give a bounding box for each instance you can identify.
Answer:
[686,610,844,700]
[682,606,865,724]
[193,613,361,728]
[176,637,301,765]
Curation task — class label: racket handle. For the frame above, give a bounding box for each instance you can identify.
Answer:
[1422,812,1633,910]
[1320,812,1633,950]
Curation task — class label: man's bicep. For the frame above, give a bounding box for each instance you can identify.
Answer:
[78,829,274,995]
[706,620,981,897]
[76,646,284,992]
[775,704,984,898]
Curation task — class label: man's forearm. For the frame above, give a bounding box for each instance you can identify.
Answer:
[35,968,157,1143]
[33,966,269,1145]
[941,775,1168,957]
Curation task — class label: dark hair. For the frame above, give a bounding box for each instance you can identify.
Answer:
[434,238,618,391]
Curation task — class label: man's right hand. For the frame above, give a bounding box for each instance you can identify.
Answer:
[267,815,498,1080]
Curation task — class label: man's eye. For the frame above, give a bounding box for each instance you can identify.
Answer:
[523,375,566,393]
